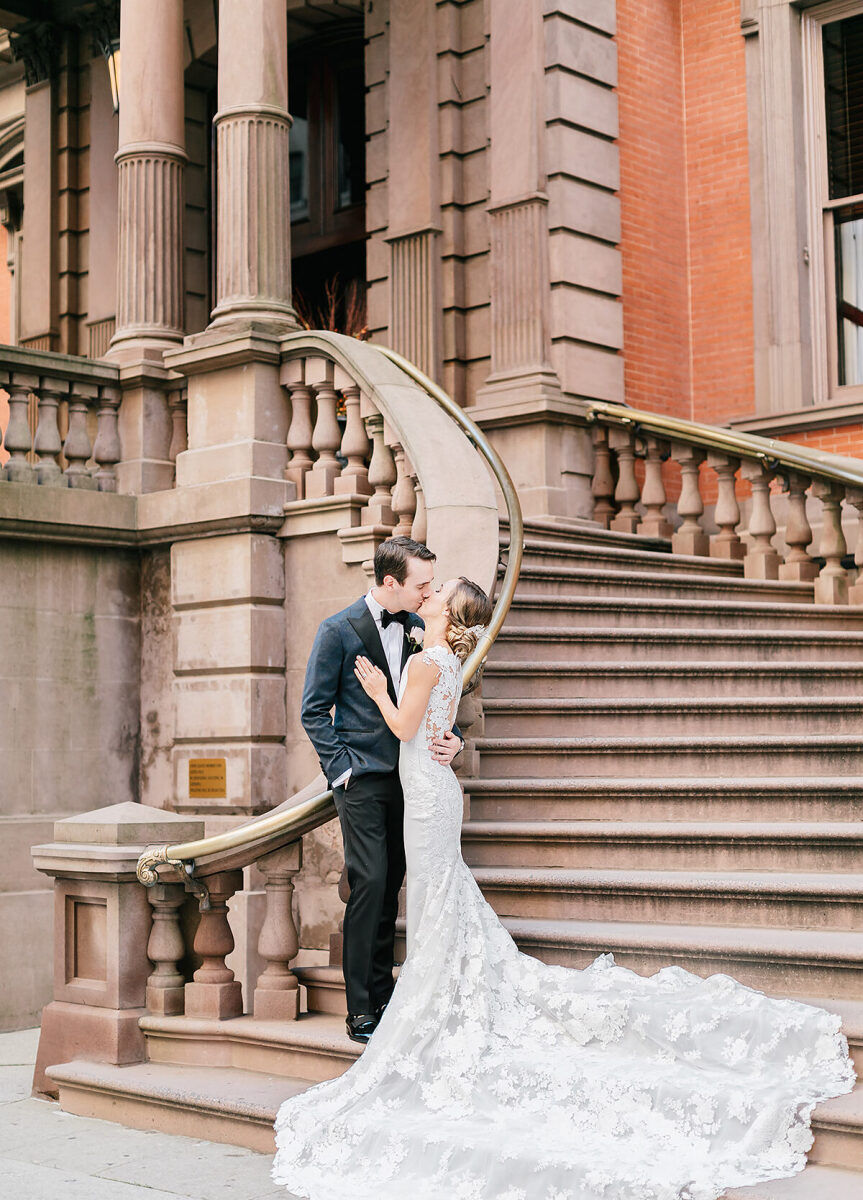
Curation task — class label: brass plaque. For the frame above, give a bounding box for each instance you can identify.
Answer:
[189,757,227,799]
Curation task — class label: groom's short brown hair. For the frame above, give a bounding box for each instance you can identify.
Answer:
[374,536,436,585]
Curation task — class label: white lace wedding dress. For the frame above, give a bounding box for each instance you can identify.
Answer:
[273,644,855,1200]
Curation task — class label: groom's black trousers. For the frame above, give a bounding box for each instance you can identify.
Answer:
[332,769,406,1017]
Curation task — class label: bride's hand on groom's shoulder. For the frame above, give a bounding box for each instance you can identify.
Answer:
[354,656,388,701]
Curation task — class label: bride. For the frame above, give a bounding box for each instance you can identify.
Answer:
[273,576,855,1200]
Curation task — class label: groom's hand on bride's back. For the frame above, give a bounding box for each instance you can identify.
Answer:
[431,730,463,764]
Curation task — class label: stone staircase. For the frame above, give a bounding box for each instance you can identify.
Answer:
[47,517,863,1197]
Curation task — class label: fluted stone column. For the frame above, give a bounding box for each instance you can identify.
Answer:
[209,0,298,329]
[110,0,186,355]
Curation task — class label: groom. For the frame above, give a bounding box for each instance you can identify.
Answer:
[301,536,463,1044]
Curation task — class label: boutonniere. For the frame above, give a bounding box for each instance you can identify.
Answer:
[406,626,424,654]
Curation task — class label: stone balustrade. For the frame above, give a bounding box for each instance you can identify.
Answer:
[0,348,125,491]
[280,350,427,568]
[589,418,863,606]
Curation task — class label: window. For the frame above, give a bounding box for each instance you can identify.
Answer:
[288,36,366,258]
[804,1,863,401]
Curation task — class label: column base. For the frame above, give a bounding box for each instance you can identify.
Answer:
[744,550,781,580]
[778,559,819,581]
[814,571,849,606]
[145,985,185,1015]
[672,530,710,557]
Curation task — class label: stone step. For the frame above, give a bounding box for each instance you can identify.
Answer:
[460,820,863,873]
[472,866,863,933]
[46,1058,293,1154]
[462,777,863,823]
[440,915,863,1000]
[473,734,863,778]
[47,1057,863,1183]
[139,1011,360,1084]
[508,593,863,630]
[725,1164,863,1199]
[481,661,863,699]
[481,696,863,737]
[294,964,350,1017]
[494,626,863,663]
[510,562,815,602]
[510,536,745,577]
[501,515,671,554]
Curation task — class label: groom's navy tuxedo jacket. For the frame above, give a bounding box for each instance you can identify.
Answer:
[301,596,459,786]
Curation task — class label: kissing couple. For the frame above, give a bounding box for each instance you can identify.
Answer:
[272,535,855,1200]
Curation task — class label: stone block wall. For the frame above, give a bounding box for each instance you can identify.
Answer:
[0,539,141,1029]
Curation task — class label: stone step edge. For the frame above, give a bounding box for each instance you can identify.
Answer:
[481,696,863,713]
[497,626,863,644]
[510,562,812,591]
[460,820,863,843]
[513,541,743,575]
[139,1010,362,1063]
[725,1164,863,1200]
[508,594,862,618]
[473,734,863,751]
[46,1058,301,1128]
[460,775,863,794]
[470,865,863,899]
[483,661,863,675]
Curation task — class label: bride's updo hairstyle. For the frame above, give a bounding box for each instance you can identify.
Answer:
[444,577,494,663]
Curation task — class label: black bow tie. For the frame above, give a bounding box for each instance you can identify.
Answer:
[381,609,410,631]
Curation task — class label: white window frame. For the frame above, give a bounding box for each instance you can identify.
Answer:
[803,0,863,404]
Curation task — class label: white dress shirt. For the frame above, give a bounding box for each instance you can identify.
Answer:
[332,591,405,789]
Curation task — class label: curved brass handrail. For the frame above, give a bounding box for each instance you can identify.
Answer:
[137,346,524,887]
[587,399,863,488]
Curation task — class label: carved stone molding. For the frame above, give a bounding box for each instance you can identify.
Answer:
[10,22,58,88]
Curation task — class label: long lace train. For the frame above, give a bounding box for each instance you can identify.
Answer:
[272,645,855,1200]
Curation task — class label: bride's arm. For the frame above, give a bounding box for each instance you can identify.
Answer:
[354,654,438,741]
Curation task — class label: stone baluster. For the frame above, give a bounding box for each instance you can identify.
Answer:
[845,487,863,604]
[637,437,672,539]
[3,374,36,483]
[362,410,396,528]
[92,386,122,492]
[334,382,371,496]
[145,881,187,1015]
[305,365,342,499]
[671,445,709,556]
[608,426,640,533]
[253,844,302,1021]
[812,480,849,605]
[63,386,97,489]
[283,366,315,500]
[411,471,428,543]
[167,387,188,470]
[33,379,66,485]
[391,444,417,537]
[741,460,781,579]
[707,452,744,560]
[779,472,818,581]
[591,424,616,528]
[184,870,244,1019]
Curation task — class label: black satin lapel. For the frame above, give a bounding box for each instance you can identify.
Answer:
[348,608,398,703]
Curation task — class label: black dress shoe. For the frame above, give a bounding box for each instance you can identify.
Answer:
[346,1012,379,1044]
[375,999,391,1020]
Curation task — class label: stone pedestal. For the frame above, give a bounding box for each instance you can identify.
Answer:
[31,803,204,1097]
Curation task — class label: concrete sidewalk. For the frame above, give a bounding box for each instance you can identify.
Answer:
[0,1028,300,1200]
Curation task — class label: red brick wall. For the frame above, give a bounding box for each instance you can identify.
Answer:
[617,0,755,425]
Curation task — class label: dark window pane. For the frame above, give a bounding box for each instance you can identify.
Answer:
[824,15,863,200]
[335,58,365,210]
[289,58,310,222]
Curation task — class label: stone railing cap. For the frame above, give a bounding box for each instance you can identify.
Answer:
[54,802,205,846]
